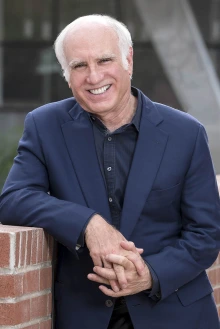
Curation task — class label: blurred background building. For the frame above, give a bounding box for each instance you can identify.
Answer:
[0,0,220,188]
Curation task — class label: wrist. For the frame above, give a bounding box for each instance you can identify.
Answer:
[145,266,153,290]
[85,214,106,237]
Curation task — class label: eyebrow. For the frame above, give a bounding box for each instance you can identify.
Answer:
[99,53,116,60]
[69,60,86,68]
[68,53,117,68]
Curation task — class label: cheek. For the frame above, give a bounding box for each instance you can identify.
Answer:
[69,82,82,96]
[69,73,85,90]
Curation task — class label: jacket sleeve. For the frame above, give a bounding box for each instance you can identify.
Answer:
[145,124,220,300]
[0,112,96,257]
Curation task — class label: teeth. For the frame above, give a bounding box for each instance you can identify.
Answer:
[89,85,110,95]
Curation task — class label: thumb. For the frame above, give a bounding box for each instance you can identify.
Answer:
[120,240,144,254]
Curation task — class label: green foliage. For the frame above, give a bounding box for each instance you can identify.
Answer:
[0,127,22,191]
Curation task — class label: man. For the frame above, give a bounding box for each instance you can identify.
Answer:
[0,14,220,329]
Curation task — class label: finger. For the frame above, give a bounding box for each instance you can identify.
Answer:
[94,261,128,289]
[102,257,120,293]
[94,265,122,293]
[121,240,136,251]
[125,253,145,276]
[93,266,117,280]
[87,273,110,285]
[105,254,132,269]
[121,240,143,254]
[108,248,145,276]
[136,248,144,254]
[105,254,132,288]
[99,285,128,298]
[120,241,145,274]
[102,257,113,271]
[113,263,127,289]
[110,280,120,292]
[90,254,103,267]
[121,240,144,255]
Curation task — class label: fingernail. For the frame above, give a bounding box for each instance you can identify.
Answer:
[122,284,127,289]
[114,286,119,292]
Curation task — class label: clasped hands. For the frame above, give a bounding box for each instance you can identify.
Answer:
[85,214,152,297]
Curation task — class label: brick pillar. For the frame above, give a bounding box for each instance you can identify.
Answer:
[0,226,53,328]
[207,175,220,315]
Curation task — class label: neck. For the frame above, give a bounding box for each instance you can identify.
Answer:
[97,94,138,132]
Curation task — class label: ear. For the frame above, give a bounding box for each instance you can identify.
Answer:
[127,47,133,76]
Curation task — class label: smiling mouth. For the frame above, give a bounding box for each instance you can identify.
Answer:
[88,84,111,95]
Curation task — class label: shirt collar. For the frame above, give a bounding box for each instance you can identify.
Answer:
[130,86,142,132]
[88,86,142,132]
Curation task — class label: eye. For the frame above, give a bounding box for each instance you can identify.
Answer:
[99,58,112,64]
[72,63,87,69]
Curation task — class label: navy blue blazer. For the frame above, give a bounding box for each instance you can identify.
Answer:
[0,90,220,329]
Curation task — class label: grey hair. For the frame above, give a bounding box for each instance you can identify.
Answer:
[54,14,133,82]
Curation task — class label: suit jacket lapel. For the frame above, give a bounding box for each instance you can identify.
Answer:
[120,96,169,239]
[61,104,112,223]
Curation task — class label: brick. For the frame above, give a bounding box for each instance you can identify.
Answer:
[0,232,10,268]
[40,267,52,291]
[43,234,49,262]
[0,273,23,298]
[207,268,217,286]
[20,231,26,267]
[31,230,38,265]
[37,230,43,264]
[31,294,49,320]
[0,299,30,326]
[47,292,52,315]
[213,287,220,305]
[40,319,52,329]
[14,227,46,267]
[0,227,53,327]
[26,230,32,266]
[15,232,21,268]
[24,270,40,294]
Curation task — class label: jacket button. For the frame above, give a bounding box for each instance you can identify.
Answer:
[105,299,113,307]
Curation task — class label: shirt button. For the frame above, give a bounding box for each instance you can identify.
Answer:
[109,197,113,202]
[108,137,112,141]
[105,299,113,307]
[107,167,112,171]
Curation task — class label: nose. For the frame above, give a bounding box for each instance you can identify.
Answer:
[86,65,104,85]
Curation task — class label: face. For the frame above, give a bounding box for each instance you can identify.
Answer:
[63,23,133,118]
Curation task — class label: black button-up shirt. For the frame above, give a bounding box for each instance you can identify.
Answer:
[87,87,159,299]
[90,87,142,229]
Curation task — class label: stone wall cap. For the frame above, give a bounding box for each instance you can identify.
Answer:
[0,225,42,233]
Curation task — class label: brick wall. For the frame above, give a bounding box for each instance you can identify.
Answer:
[0,226,53,328]
[0,176,219,327]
